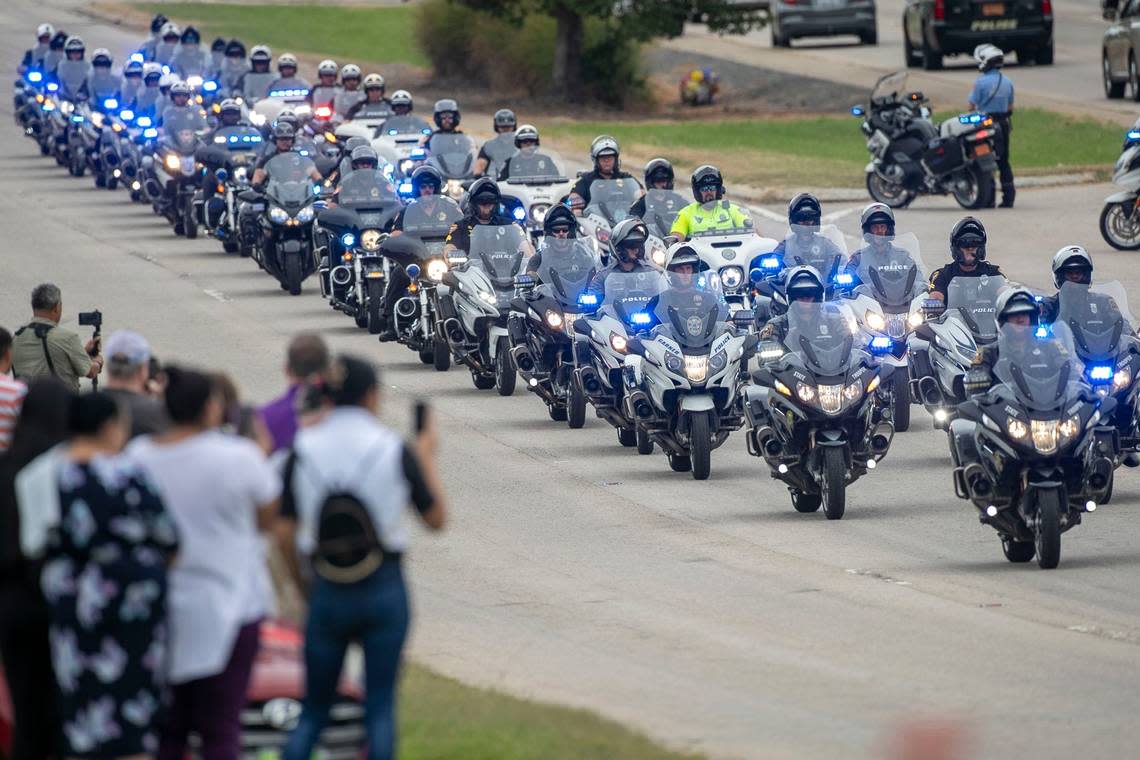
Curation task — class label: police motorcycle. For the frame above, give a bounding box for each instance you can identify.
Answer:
[14,67,51,148]
[1098,120,1140,250]
[508,239,601,425]
[369,114,434,166]
[241,152,322,295]
[336,101,396,139]
[436,224,530,392]
[951,322,1118,569]
[194,123,264,252]
[846,232,926,431]
[251,78,312,127]
[745,301,895,518]
[427,133,479,200]
[481,131,518,181]
[578,179,641,260]
[499,151,574,243]
[51,57,91,172]
[31,80,64,158]
[1054,281,1140,475]
[683,221,779,314]
[90,99,141,191]
[575,270,667,452]
[622,266,758,480]
[851,71,999,209]
[120,113,159,202]
[639,188,688,264]
[312,170,402,330]
[751,224,850,322]
[147,109,207,237]
[908,275,1005,428]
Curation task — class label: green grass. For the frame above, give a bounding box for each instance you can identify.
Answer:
[134,3,427,67]
[399,664,703,760]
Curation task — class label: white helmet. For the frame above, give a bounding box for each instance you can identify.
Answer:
[143,62,163,80]
[317,59,338,76]
[37,23,54,38]
[390,89,412,109]
[91,48,112,66]
[363,73,385,89]
[340,63,361,80]
[158,73,178,90]
[514,123,540,148]
[160,22,181,38]
[250,45,272,64]
[590,134,620,162]
[277,53,298,70]
[974,43,1004,72]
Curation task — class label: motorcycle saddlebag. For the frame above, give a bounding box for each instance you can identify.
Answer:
[922,137,965,176]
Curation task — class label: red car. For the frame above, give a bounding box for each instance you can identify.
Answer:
[0,620,364,759]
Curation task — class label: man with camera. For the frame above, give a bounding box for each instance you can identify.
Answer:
[11,284,103,392]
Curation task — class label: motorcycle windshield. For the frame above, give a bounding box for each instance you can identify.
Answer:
[640,189,687,238]
[265,152,317,207]
[163,109,205,151]
[55,61,90,96]
[210,125,263,151]
[781,224,849,275]
[653,271,730,350]
[946,275,1006,341]
[427,133,476,178]
[871,70,908,102]
[481,133,518,177]
[686,201,756,238]
[87,72,120,100]
[538,239,599,308]
[602,270,667,327]
[786,302,859,377]
[855,233,925,308]
[400,197,462,238]
[1056,281,1134,363]
[350,102,392,122]
[242,72,276,101]
[469,225,527,289]
[585,179,640,226]
[338,169,399,209]
[376,114,429,136]
[504,150,566,182]
[994,322,1082,412]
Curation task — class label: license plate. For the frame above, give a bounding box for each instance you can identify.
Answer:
[981,3,1004,16]
[973,143,991,156]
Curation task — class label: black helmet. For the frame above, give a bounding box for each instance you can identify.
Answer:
[644,158,674,189]
[276,108,299,129]
[433,98,460,128]
[788,192,822,226]
[950,217,987,263]
[350,145,378,169]
[995,287,1040,326]
[611,218,648,264]
[493,108,516,131]
[690,164,724,202]
[151,13,168,34]
[468,177,501,206]
[784,265,825,303]
[225,39,246,58]
[543,204,577,237]
[411,165,443,196]
[50,31,68,50]
[1051,245,1093,288]
[181,26,201,45]
[272,122,296,141]
[212,37,227,53]
[666,245,704,273]
[860,202,896,238]
[514,124,539,148]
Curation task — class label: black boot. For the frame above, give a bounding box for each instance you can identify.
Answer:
[1000,185,1015,208]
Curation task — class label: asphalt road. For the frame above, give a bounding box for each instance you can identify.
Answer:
[672,0,1140,124]
[6,3,1140,760]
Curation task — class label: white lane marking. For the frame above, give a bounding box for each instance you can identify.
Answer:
[823,207,858,223]
[203,288,230,303]
[750,206,787,223]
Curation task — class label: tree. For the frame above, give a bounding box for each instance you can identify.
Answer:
[452,0,764,97]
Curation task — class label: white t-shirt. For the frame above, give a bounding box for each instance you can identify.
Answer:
[128,431,280,684]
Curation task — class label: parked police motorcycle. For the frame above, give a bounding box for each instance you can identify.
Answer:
[195,123,263,252]
[1099,120,1140,250]
[746,301,895,517]
[242,152,321,295]
[950,323,1117,568]
[436,224,529,392]
[499,150,573,242]
[508,239,600,425]
[908,274,1005,428]
[852,71,999,209]
[623,271,758,479]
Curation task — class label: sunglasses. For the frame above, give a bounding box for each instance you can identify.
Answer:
[549,227,571,235]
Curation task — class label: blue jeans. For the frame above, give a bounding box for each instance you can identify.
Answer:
[283,562,409,760]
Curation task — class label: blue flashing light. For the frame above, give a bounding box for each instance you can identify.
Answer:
[229,135,239,143]
[143,127,158,138]
[161,65,171,75]
[340,233,356,248]
[410,147,427,159]
[850,105,863,116]
[629,311,653,326]
[760,256,780,270]
[407,264,421,279]
[833,272,854,286]
[958,113,985,124]
[70,114,85,123]
[397,181,414,195]
[136,116,152,127]
[203,80,218,92]
[1129,130,1140,142]
[578,293,599,307]
[388,128,399,135]
[870,335,892,352]
[27,71,42,83]
[103,98,118,110]
[249,134,261,143]
[421,127,432,135]
[1034,326,1049,338]
[299,150,311,157]
[512,206,527,221]
[313,184,323,196]
[1089,365,1113,382]
[46,82,58,92]
[119,109,134,121]
[129,52,144,63]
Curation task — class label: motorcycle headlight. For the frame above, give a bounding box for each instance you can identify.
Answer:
[250,112,266,126]
[610,332,628,353]
[60,100,74,114]
[426,259,448,282]
[708,350,727,374]
[233,166,248,183]
[89,112,104,128]
[545,310,564,329]
[797,383,816,402]
[665,353,683,373]
[164,153,181,171]
[817,384,843,414]
[843,380,863,403]
[530,203,550,223]
[684,355,708,383]
[720,266,744,289]
[908,310,924,328]
[478,289,496,305]
[1058,415,1080,441]
[865,310,886,331]
[1030,419,1059,454]
[269,206,290,224]
[651,246,667,267]
[361,229,382,251]
[1114,366,1132,391]
[186,76,204,89]
[296,206,315,224]
[1007,418,1028,440]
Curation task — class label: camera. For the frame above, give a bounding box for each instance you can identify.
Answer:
[78,310,103,328]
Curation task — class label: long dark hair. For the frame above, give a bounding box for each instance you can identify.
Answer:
[8,379,73,468]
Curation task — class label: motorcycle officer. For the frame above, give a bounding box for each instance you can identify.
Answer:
[19,23,54,74]
[442,177,517,255]
[120,59,145,108]
[267,53,311,95]
[309,59,340,107]
[927,217,1004,301]
[140,14,168,62]
[970,44,1016,208]
[587,218,656,299]
[154,22,182,66]
[172,26,211,79]
[964,288,1042,396]
[133,63,164,116]
[250,122,322,185]
[629,158,675,219]
[1039,245,1094,324]
[85,49,120,103]
[197,98,247,218]
[345,73,391,120]
[160,80,205,129]
[669,165,753,240]
[422,98,463,150]
[756,192,846,279]
[389,89,414,117]
[758,265,826,343]
[219,39,249,94]
[56,37,91,101]
[236,46,274,102]
[333,64,364,117]
[473,108,517,177]
[844,203,916,287]
[330,145,383,203]
[210,37,228,73]
[525,205,583,275]
[568,135,638,211]
[44,31,69,76]
[496,124,541,181]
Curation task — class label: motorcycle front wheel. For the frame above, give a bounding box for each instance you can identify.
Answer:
[494,337,516,396]
[1099,202,1140,250]
[891,371,911,432]
[365,280,385,333]
[1034,487,1063,569]
[567,376,587,429]
[284,254,303,296]
[183,196,198,239]
[688,411,712,481]
[951,165,995,210]
[866,172,915,209]
[820,446,847,520]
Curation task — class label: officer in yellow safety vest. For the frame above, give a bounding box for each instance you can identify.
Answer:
[668,165,754,240]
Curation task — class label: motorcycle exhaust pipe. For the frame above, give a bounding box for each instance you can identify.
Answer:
[755,426,783,457]
[143,177,163,198]
[918,376,942,407]
[962,462,992,498]
[869,422,894,455]
[330,266,353,287]
[624,390,654,420]
[575,366,603,397]
[394,296,418,319]
[510,346,536,374]
[442,317,465,345]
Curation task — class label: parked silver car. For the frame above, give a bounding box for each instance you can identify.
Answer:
[770,0,878,47]
[1103,0,1140,99]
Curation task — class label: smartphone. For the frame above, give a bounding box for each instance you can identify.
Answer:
[414,401,429,434]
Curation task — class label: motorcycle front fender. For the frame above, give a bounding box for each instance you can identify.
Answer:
[281,239,303,255]
[680,394,715,413]
[1105,190,1139,204]
[864,161,876,174]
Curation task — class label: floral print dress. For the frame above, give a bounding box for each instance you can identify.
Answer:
[40,457,180,758]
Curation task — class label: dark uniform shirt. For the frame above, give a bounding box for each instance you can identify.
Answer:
[443,211,517,254]
[570,169,636,208]
[927,261,1003,299]
[586,259,655,299]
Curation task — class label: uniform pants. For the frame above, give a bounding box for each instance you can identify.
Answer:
[994,115,1015,204]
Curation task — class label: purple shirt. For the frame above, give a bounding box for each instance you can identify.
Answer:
[260,384,300,453]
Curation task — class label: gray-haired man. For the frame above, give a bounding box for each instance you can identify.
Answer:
[11,283,102,391]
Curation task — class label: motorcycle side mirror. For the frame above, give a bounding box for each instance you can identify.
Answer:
[238,189,263,203]
[850,105,865,117]
[215,168,228,183]
[625,337,645,356]
[753,367,775,386]
[749,267,766,284]
[573,317,592,336]
[313,200,328,210]
[742,334,760,354]
[732,311,757,329]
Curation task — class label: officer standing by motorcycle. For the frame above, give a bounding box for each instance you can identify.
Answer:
[310,60,340,107]
[422,99,463,151]
[927,217,1004,301]
[496,124,541,181]
[19,24,54,74]
[669,165,753,241]
[629,158,675,219]
[567,135,637,211]
[1039,245,1095,324]
[587,218,657,298]
[473,108,516,177]
[525,205,584,275]
[345,74,391,120]
[970,44,1016,208]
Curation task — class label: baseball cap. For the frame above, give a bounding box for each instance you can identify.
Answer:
[104,330,151,366]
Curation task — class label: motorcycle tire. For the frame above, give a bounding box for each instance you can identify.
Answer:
[366,280,385,334]
[106,174,118,191]
[668,453,692,472]
[636,427,654,455]
[1103,471,1115,504]
[239,243,253,259]
[494,337,516,396]
[184,199,198,240]
[865,172,914,209]
[1001,536,1035,563]
[285,255,303,296]
[433,338,451,372]
[418,349,434,365]
[94,171,106,188]
[548,404,568,422]
[891,371,911,433]
[689,411,712,481]
[567,378,587,429]
[820,446,847,520]
[70,152,85,177]
[472,371,495,390]
[1035,487,1063,569]
[791,490,822,513]
[222,238,239,254]
[39,140,50,156]
[1099,202,1140,250]
[617,427,637,447]
[952,165,995,210]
